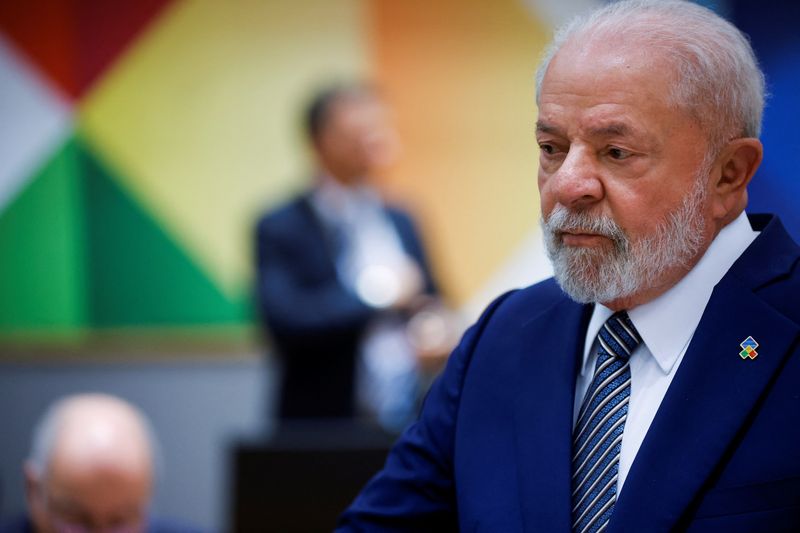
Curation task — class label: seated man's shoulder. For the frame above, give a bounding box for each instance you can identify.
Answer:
[0,515,205,533]
[147,517,206,533]
[0,514,33,533]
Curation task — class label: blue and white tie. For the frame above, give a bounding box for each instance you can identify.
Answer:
[572,311,642,533]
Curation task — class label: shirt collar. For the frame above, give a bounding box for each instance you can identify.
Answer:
[310,174,380,225]
[580,211,758,377]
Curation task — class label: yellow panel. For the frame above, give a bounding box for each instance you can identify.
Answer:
[79,0,369,296]
[371,0,550,305]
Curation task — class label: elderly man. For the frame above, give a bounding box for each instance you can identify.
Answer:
[5,394,199,533]
[338,1,800,531]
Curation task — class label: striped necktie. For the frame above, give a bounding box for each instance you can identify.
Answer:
[572,311,642,533]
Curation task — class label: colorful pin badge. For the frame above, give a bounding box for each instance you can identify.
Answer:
[739,336,759,360]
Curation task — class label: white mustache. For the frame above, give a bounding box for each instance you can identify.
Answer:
[543,205,628,247]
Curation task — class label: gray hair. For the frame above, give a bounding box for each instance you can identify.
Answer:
[535,0,765,154]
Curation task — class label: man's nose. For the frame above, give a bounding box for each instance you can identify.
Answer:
[550,147,603,209]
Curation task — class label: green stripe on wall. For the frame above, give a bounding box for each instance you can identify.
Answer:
[79,136,248,327]
[0,137,87,333]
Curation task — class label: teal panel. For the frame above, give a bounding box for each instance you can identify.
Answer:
[78,137,247,326]
[0,137,87,333]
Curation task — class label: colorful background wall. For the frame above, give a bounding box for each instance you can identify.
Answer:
[2,0,797,347]
[0,0,549,347]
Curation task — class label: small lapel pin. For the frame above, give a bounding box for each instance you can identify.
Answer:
[739,336,759,360]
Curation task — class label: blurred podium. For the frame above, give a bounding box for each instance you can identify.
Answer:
[230,421,396,532]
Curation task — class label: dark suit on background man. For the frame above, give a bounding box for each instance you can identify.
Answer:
[255,192,437,419]
[338,214,800,531]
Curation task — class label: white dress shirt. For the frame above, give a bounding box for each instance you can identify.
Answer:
[573,211,758,492]
[310,175,420,431]
[309,175,412,297]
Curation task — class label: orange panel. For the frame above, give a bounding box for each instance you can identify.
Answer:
[369,0,550,304]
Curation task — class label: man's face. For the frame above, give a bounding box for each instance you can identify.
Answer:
[27,456,151,533]
[536,40,716,308]
[315,95,399,185]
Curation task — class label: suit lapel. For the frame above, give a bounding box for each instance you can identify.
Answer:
[514,298,592,531]
[299,194,344,270]
[610,216,800,532]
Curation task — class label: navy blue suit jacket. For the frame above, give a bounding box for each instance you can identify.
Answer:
[255,192,438,419]
[338,214,800,532]
[0,514,204,533]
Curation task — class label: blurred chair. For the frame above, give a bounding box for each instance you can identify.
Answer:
[230,421,395,533]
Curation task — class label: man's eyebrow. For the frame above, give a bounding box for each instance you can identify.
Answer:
[588,123,632,137]
[536,121,635,137]
[535,121,561,135]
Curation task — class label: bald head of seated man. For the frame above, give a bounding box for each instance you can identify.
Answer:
[18,393,195,533]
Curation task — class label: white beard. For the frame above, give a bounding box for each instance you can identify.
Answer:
[541,175,708,304]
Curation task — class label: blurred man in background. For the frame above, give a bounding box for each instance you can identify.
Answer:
[255,84,455,432]
[1,393,200,533]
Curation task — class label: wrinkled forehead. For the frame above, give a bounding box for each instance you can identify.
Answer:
[549,34,678,92]
[537,37,711,158]
[543,50,641,101]
[539,37,690,128]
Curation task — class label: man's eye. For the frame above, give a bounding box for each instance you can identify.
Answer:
[539,143,555,155]
[608,147,631,160]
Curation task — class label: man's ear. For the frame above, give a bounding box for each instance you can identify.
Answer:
[24,461,39,502]
[711,137,763,220]
[24,461,49,533]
